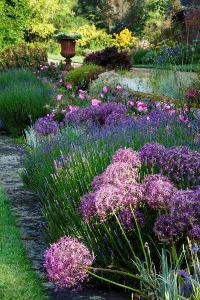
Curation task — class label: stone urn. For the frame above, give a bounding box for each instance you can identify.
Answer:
[59,37,76,71]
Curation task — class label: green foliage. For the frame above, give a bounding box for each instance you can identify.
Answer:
[0,69,52,135]
[65,64,105,90]
[0,43,47,70]
[0,189,46,300]
[0,0,30,48]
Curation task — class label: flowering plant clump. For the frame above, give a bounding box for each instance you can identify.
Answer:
[139,143,166,167]
[143,174,177,209]
[44,237,95,288]
[160,146,200,188]
[154,187,200,242]
[65,102,128,126]
[33,117,59,135]
[79,146,200,245]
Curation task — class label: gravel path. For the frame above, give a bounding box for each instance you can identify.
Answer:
[0,133,130,300]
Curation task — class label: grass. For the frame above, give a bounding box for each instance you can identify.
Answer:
[0,189,46,300]
[48,52,84,64]
[131,64,199,72]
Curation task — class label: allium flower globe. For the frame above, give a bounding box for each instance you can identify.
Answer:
[44,237,95,289]
[143,174,176,209]
[80,192,97,222]
[95,184,143,220]
[112,148,141,168]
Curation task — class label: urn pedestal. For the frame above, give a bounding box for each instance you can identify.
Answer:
[59,38,76,71]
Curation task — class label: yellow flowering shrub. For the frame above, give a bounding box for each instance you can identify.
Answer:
[114,28,136,50]
[70,25,114,50]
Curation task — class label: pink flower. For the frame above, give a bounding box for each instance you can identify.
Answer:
[56,94,63,101]
[100,93,104,98]
[186,89,198,100]
[112,148,141,168]
[136,101,147,112]
[179,114,188,123]
[116,85,123,92]
[163,104,172,111]
[102,86,110,93]
[44,237,95,289]
[127,101,134,107]
[65,82,73,90]
[155,102,161,108]
[68,105,79,113]
[79,90,87,100]
[91,99,102,106]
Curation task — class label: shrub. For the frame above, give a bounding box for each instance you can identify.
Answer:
[131,48,151,65]
[84,46,131,70]
[64,64,104,90]
[69,24,114,51]
[114,28,136,50]
[0,43,47,70]
[0,69,52,135]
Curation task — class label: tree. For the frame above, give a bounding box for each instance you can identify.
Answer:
[0,0,30,48]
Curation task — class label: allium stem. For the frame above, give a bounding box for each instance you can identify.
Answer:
[130,205,150,272]
[114,213,138,261]
[87,270,148,298]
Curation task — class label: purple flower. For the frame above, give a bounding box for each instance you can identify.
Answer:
[143,174,176,209]
[190,225,200,242]
[103,162,139,187]
[44,237,95,289]
[112,148,141,168]
[177,270,190,280]
[160,146,200,187]
[33,117,59,135]
[139,143,166,167]
[119,209,144,230]
[80,192,97,222]
[154,214,177,241]
[168,189,200,220]
[65,102,127,127]
[95,183,143,221]
[92,174,105,191]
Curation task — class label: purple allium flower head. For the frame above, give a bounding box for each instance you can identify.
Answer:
[80,192,97,222]
[143,174,177,209]
[103,162,139,187]
[95,184,143,221]
[44,237,95,289]
[112,148,141,168]
[92,174,105,191]
[160,146,200,187]
[33,117,59,135]
[119,209,144,230]
[139,143,166,167]
[190,225,200,242]
[168,189,200,220]
[153,214,177,241]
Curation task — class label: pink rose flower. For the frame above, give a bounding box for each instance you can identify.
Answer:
[68,105,79,113]
[102,86,110,93]
[56,94,63,101]
[127,101,134,107]
[65,82,73,90]
[79,90,87,100]
[91,99,102,106]
[116,85,123,92]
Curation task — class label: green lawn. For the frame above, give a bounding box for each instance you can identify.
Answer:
[48,52,84,64]
[0,189,46,300]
